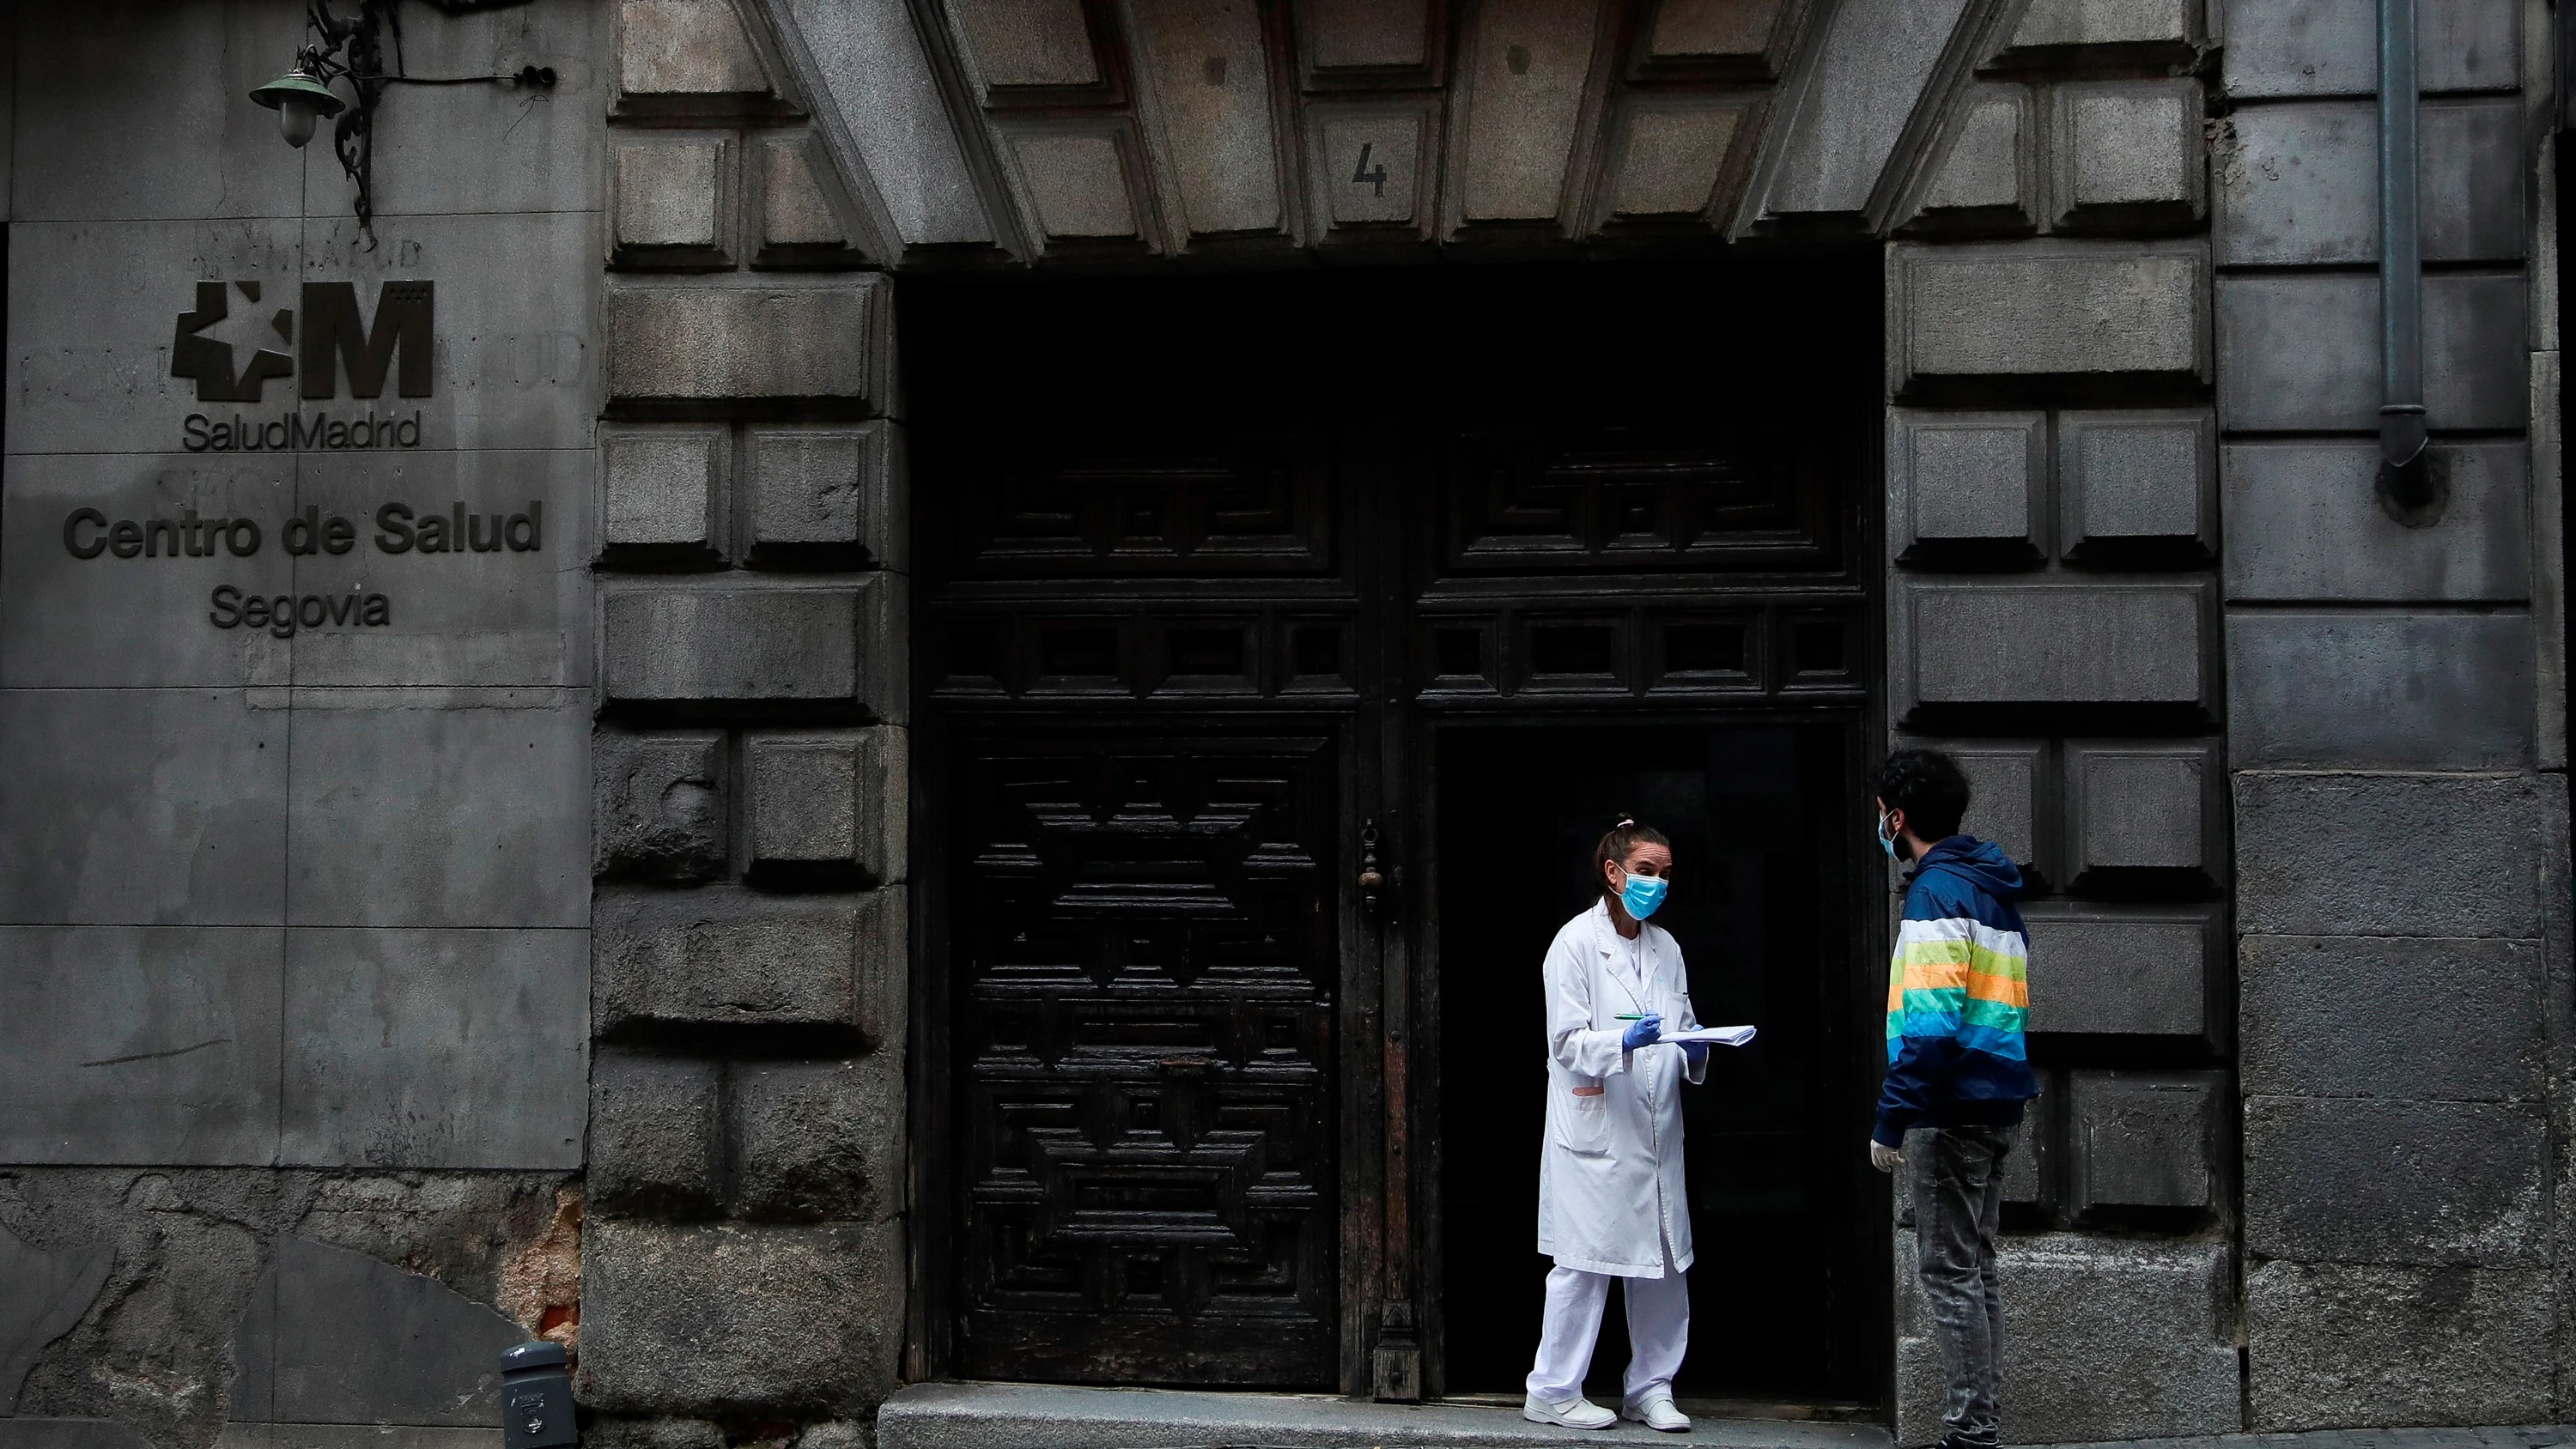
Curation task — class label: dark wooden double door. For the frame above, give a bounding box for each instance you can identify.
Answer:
[908,263,1878,1396]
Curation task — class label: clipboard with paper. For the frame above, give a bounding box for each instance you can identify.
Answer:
[1660,1025,1758,1047]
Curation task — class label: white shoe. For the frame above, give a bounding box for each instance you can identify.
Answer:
[1523,1393,1618,1429]
[1623,1397,1692,1433]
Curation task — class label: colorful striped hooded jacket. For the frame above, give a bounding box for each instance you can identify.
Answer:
[1873,834,2039,1147]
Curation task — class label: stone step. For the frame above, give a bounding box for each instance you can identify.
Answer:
[876,1382,1896,1449]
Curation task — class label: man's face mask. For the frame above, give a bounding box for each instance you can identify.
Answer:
[1876,809,1905,862]
[1619,870,1669,921]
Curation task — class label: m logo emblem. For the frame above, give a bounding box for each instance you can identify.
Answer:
[173,280,434,404]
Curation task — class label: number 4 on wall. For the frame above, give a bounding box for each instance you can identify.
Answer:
[1351,143,1389,198]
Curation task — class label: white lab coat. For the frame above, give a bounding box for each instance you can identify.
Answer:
[1535,898,1707,1278]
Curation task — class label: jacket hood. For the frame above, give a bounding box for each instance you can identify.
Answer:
[1909,834,2024,901]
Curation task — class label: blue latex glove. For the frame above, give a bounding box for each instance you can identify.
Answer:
[1679,1040,1709,1067]
[1621,1014,1662,1050]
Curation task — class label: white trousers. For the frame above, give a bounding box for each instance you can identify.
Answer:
[1524,1257,1691,1405]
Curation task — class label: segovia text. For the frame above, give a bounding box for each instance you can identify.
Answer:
[60,501,543,633]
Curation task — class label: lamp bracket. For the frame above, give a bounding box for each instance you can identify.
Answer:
[291,0,557,234]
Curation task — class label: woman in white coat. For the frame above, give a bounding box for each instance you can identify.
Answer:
[1524,818,1709,1434]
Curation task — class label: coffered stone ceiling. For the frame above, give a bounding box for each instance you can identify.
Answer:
[727,0,2198,266]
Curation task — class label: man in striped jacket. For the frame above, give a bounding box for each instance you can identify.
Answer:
[1866,747,2037,1449]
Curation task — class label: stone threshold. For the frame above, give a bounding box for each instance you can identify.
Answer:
[875,1382,1897,1449]
[2023,1432,2576,1449]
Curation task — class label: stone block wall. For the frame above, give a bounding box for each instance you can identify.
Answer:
[1883,3,2241,1440]
[0,2,2557,1442]
[2214,0,2567,1426]
[1883,0,2572,1432]
[580,2,908,1440]
[0,4,598,1448]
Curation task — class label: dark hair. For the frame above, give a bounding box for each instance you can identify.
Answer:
[1593,816,1672,899]
[1874,748,1971,843]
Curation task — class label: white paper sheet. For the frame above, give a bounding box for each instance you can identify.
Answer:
[1660,1025,1758,1047]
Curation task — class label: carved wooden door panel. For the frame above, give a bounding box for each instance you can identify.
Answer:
[951,731,1340,1385]
[912,263,1872,1397]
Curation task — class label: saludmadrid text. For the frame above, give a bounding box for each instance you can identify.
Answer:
[181,409,425,452]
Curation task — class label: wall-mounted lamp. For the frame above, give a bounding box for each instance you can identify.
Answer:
[248,51,346,148]
[249,0,557,233]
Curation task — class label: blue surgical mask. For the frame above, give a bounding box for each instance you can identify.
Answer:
[1619,872,1668,921]
[1876,810,1899,859]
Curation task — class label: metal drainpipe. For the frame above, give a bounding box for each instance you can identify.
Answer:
[2378,0,2436,514]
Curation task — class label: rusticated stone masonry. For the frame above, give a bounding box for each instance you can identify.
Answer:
[2211,0,2567,1428]
[1877,0,2569,1435]
[1876,0,2238,1440]
[580,1,908,1442]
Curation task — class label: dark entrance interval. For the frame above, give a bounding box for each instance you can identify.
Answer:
[907,259,1880,1404]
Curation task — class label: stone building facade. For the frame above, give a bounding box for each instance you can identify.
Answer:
[0,0,2563,1446]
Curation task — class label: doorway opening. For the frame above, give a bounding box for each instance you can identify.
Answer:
[904,257,1882,1399]
[1436,722,1875,1406]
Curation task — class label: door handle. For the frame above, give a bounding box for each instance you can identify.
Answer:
[1357,819,1385,917]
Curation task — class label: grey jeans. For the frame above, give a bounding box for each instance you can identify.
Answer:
[1905,1125,2015,1446]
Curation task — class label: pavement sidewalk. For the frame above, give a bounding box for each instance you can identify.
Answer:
[877,1383,2576,1449]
